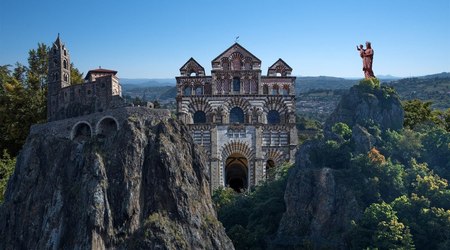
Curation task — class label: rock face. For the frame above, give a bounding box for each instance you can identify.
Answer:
[0,108,233,250]
[326,84,404,131]
[273,166,361,249]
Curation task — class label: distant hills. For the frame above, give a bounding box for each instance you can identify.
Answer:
[120,73,450,116]
[385,72,450,110]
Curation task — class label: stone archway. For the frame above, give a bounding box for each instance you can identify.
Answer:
[71,121,92,142]
[96,116,119,137]
[225,153,248,192]
[221,141,255,192]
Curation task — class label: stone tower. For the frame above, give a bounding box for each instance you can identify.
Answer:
[47,34,71,120]
[46,35,124,122]
[176,43,297,192]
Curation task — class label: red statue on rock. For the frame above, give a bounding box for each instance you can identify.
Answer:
[357,41,375,79]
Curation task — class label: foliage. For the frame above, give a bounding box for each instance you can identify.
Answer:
[403,99,447,130]
[213,163,293,249]
[381,129,423,165]
[0,150,16,203]
[0,43,84,157]
[296,116,323,144]
[332,122,352,140]
[311,99,450,249]
[351,202,415,249]
[357,78,381,91]
[70,62,84,84]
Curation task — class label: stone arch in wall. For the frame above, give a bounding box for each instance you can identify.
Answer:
[221,141,255,163]
[230,52,243,70]
[265,149,285,181]
[71,121,93,142]
[221,141,255,192]
[221,57,230,70]
[264,96,288,118]
[225,97,251,123]
[96,116,119,137]
[193,111,207,124]
[267,110,281,124]
[188,96,212,123]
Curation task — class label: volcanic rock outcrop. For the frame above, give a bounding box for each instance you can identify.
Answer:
[0,107,233,250]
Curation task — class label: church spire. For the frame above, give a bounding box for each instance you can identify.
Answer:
[54,33,62,48]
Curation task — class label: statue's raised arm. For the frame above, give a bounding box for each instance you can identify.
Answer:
[359,41,375,79]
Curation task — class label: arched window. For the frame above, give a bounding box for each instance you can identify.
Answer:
[63,59,68,69]
[189,70,197,77]
[282,85,289,95]
[184,86,191,96]
[263,85,269,95]
[233,77,240,92]
[230,107,244,123]
[272,85,279,95]
[63,73,68,82]
[266,159,276,181]
[193,111,206,124]
[222,58,229,70]
[267,110,280,124]
[232,58,242,70]
[195,86,203,95]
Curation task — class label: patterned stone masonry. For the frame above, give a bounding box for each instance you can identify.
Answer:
[176,43,298,192]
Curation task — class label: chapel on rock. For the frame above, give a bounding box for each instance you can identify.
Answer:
[47,35,124,122]
[176,43,297,192]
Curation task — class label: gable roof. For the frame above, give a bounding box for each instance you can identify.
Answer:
[268,58,293,71]
[179,57,205,72]
[211,43,261,63]
[85,68,118,80]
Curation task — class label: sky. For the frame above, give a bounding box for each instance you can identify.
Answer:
[0,0,449,79]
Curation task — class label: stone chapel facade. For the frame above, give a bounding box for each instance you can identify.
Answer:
[176,43,297,192]
[47,35,124,121]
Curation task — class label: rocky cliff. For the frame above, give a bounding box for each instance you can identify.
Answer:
[326,80,404,131]
[273,167,360,249]
[273,80,404,249]
[0,107,233,250]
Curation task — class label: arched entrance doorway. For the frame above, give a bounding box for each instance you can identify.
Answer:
[225,153,248,192]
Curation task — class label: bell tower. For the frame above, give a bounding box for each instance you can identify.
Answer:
[47,34,71,121]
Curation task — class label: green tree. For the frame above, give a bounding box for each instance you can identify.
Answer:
[392,194,450,249]
[403,99,444,129]
[27,43,49,90]
[0,43,84,156]
[332,122,352,140]
[70,62,84,84]
[352,202,415,249]
[382,129,422,165]
[0,150,16,203]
